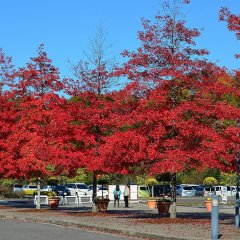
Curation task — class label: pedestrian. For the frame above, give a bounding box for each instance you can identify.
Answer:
[123,184,130,208]
[113,185,121,207]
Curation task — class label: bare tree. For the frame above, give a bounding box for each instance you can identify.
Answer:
[65,26,120,96]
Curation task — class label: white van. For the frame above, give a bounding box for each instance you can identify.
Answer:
[213,186,235,197]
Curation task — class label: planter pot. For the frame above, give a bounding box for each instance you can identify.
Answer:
[147,199,157,209]
[96,200,110,212]
[205,200,212,212]
[48,198,59,209]
[156,201,171,215]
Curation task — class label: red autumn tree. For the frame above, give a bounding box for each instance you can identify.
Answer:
[4,95,70,179]
[104,63,240,217]
[115,1,210,218]
[0,50,16,176]
[0,92,18,178]
[12,44,64,97]
[0,46,69,209]
[64,26,120,211]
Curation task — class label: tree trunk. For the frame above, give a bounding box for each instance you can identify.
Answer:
[92,172,98,212]
[36,178,41,209]
[170,172,177,218]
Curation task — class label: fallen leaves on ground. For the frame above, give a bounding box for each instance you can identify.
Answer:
[135,217,211,225]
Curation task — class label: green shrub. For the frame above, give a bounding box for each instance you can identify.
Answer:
[0,185,25,198]
[3,191,25,198]
[33,191,56,198]
[23,190,37,196]
[97,175,110,185]
[145,177,158,197]
[145,177,158,187]
[0,185,9,196]
[203,177,218,186]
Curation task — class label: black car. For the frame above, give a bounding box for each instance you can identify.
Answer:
[52,185,71,197]
[194,186,205,196]
[153,185,172,197]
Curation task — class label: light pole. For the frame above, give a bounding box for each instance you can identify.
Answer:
[236,118,240,228]
[236,151,240,228]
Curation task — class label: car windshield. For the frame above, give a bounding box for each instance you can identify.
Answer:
[76,184,88,189]
[196,187,204,191]
[98,187,108,190]
[55,185,66,190]
[183,187,193,190]
[14,185,22,188]
[28,186,37,189]
[205,187,213,191]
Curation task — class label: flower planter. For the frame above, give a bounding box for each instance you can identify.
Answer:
[156,201,171,215]
[96,199,110,212]
[205,200,212,212]
[147,199,157,209]
[48,198,59,209]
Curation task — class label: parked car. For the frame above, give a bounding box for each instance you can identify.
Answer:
[23,185,38,191]
[153,185,171,197]
[52,185,71,197]
[65,183,91,196]
[177,186,195,197]
[88,185,109,197]
[213,185,224,196]
[189,185,200,191]
[203,186,214,197]
[213,185,235,197]
[12,184,23,192]
[176,185,181,196]
[41,185,53,192]
[138,185,149,198]
[194,186,205,196]
[230,186,237,196]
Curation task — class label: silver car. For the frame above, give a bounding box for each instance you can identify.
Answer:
[177,186,195,197]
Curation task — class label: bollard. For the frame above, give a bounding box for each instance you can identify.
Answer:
[211,194,219,240]
[236,192,239,228]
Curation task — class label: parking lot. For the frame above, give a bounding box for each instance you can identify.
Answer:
[0,197,239,240]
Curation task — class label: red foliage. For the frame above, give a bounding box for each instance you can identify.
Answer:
[106,10,240,175]
[2,94,73,179]
[219,7,240,58]
[12,44,64,97]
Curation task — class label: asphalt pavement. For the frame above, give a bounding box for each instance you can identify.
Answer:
[0,219,131,240]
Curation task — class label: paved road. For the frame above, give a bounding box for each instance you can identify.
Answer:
[0,219,132,240]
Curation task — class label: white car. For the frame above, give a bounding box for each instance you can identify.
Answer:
[88,185,109,197]
[177,186,195,197]
[12,184,23,192]
[41,185,53,192]
[65,183,91,196]
[23,185,38,191]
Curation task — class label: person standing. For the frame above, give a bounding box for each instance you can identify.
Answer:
[113,185,121,207]
[123,185,130,208]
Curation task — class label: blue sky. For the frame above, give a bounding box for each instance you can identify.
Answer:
[0,0,239,79]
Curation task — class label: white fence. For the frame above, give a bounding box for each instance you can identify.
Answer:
[34,195,48,205]
[34,195,92,206]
